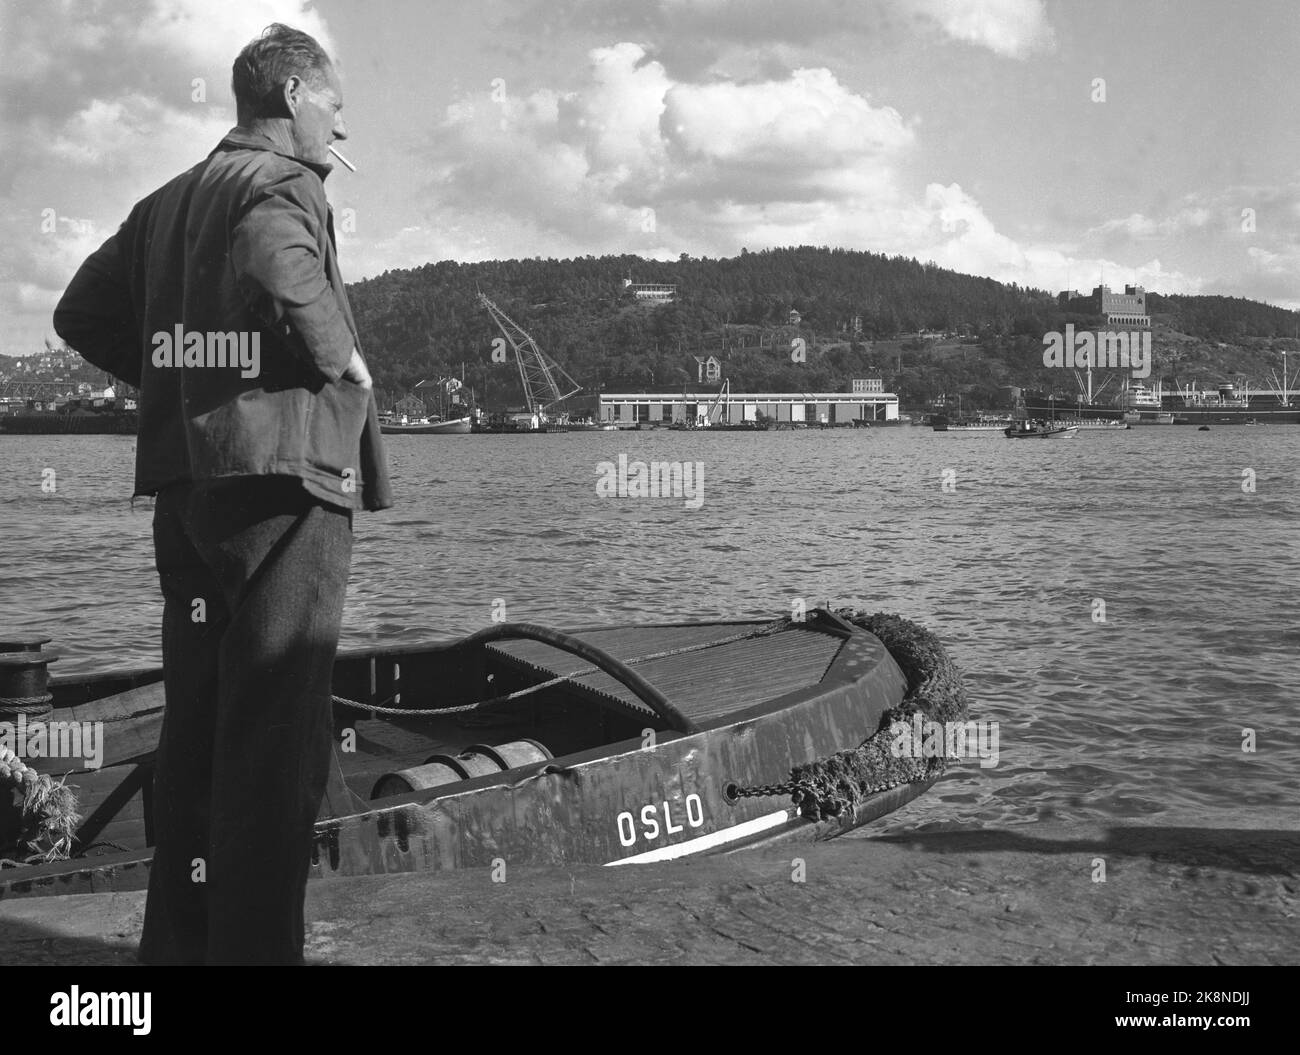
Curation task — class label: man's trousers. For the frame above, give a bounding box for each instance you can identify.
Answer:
[139,476,352,965]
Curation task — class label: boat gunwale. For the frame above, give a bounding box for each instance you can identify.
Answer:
[45,618,786,697]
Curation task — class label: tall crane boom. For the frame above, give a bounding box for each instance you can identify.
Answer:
[478,292,581,415]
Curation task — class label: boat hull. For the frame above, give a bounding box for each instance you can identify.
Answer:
[0,612,937,898]
[0,411,138,435]
[1027,392,1300,424]
[1004,424,1079,439]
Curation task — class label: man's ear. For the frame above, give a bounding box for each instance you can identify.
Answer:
[280,75,303,116]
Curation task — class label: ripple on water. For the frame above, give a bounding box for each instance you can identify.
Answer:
[2,428,1297,832]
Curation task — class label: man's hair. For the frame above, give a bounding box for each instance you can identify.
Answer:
[232,23,332,122]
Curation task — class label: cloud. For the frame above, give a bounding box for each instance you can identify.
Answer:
[1088,205,1216,241]
[1081,183,1300,306]
[510,0,1055,73]
[662,68,913,171]
[428,45,916,254]
[909,0,1054,59]
[420,41,1190,302]
[0,0,334,354]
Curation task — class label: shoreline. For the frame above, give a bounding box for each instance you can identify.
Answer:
[2,819,1295,966]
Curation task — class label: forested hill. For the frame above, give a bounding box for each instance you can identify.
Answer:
[345,246,1299,409]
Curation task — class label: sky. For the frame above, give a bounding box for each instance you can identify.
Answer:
[2,0,1297,355]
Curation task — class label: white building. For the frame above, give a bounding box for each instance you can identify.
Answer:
[599,388,899,426]
[623,278,676,302]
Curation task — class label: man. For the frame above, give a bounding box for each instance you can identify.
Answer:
[53,23,391,964]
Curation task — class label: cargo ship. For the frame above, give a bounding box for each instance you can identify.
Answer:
[1163,380,1300,425]
[0,393,138,435]
[1119,380,1174,425]
[1025,369,1300,425]
[1023,372,1167,423]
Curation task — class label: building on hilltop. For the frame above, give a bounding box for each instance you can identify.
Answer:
[1058,284,1150,327]
[623,276,676,302]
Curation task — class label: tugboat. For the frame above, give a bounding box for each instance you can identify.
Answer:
[1003,420,1079,439]
[1004,391,1078,439]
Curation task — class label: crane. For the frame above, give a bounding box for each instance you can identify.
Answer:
[478,292,581,418]
[702,378,730,426]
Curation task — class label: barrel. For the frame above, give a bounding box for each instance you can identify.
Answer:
[370,739,552,800]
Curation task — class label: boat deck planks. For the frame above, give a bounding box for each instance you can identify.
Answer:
[486,622,843,725]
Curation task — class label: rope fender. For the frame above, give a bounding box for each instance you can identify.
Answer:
[733,610,972,821]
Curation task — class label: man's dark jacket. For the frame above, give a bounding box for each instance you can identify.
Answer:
[54,127,392,512]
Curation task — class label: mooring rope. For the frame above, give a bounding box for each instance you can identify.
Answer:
[0,692,55,716]
[0,744,81,862]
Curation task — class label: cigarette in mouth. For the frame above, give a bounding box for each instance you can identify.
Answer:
[329,144,356,172]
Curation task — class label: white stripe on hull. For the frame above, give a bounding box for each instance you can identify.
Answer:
[605,809,791,866]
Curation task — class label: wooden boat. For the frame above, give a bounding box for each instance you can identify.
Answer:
[378,415,472,435]
[0,610,967,899]
[565,419,620,432]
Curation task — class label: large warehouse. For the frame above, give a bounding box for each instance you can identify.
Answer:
[598,382,899,427]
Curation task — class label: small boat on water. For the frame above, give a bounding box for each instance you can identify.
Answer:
[1004,421,1079,439]
[0,610,968,897]
[380,376,475,434]
[379,414,472,435]
[1004,390,1079,439]
[565,418,620,432]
